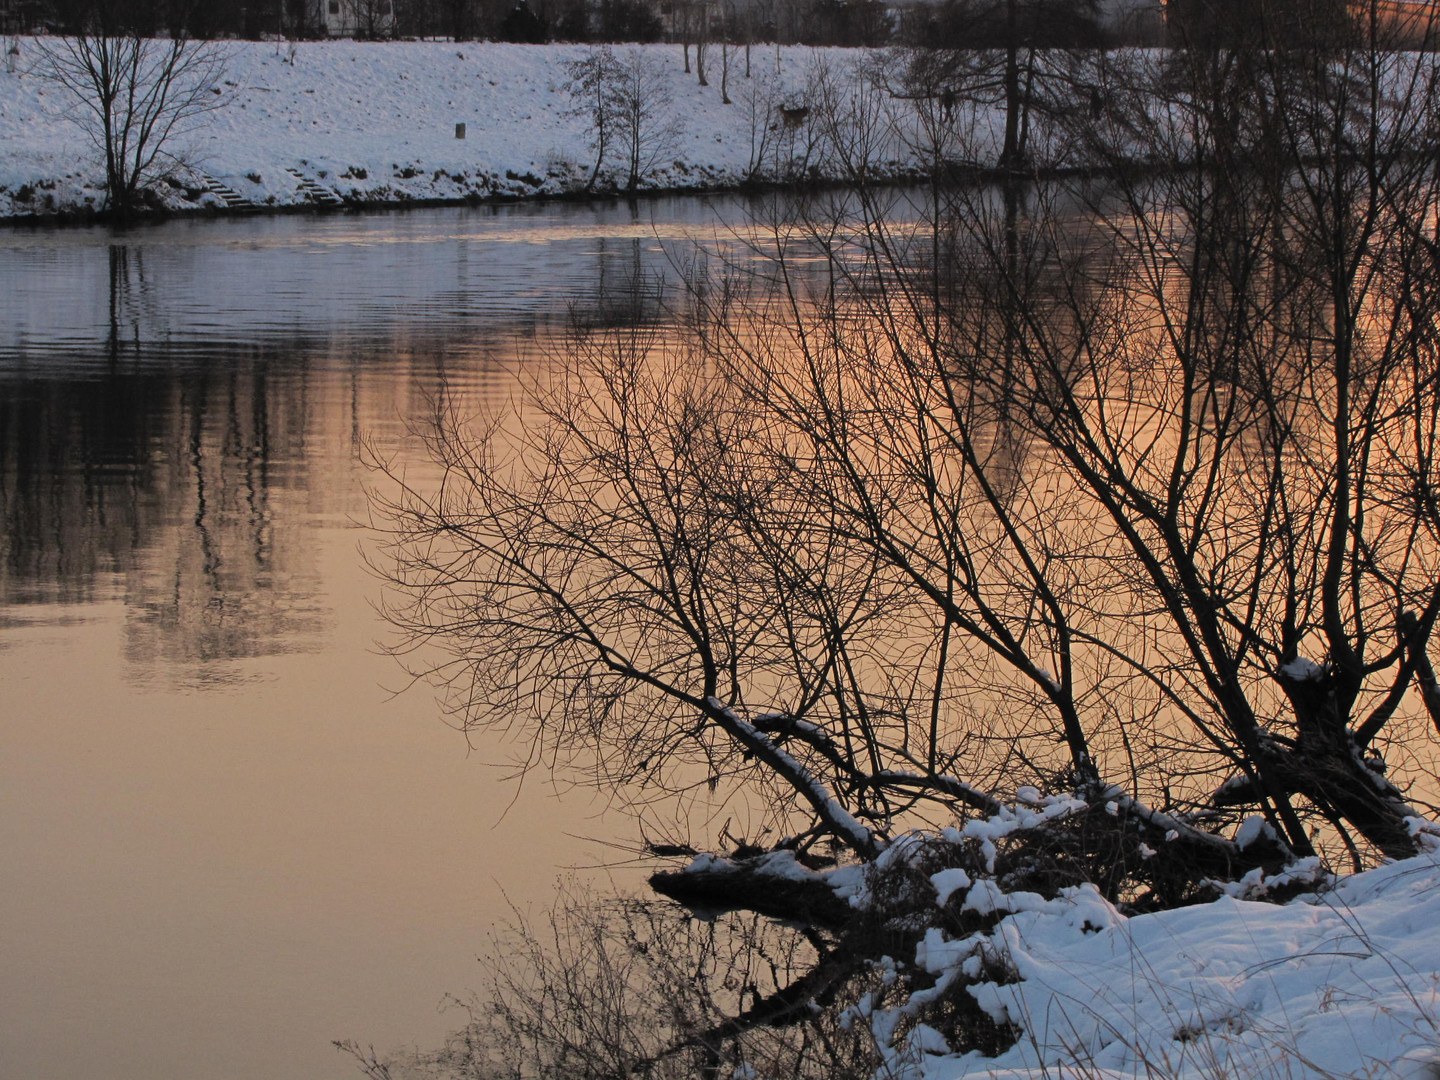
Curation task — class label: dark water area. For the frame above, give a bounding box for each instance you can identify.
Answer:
[0,194,809,1080]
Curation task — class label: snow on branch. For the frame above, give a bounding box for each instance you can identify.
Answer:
[703,696,879,857]
[649,849,860,928]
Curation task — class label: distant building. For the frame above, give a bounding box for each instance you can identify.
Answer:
[314,0,397,37]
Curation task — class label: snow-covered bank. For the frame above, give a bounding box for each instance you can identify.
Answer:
[860,848,1440,1080]
[0,39,928,221]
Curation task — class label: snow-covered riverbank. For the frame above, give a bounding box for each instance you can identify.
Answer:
[895,848,1440,1079]
[0,39,933,221]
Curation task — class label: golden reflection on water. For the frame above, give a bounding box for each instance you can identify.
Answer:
[0,200,761,1080]
[9,184,1437,1078]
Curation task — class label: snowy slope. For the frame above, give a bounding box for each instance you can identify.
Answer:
[0,39,932,219]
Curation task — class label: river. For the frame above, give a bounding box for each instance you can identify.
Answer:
[0,194,822,1080]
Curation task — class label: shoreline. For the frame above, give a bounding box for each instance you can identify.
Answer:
[0,156,1145,229]
[0,167,935,229]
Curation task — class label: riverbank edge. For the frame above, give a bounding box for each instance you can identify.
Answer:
[2,158,1149,228]
[0,165,942,228]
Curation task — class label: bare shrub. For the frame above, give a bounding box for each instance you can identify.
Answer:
[563,46,680,192]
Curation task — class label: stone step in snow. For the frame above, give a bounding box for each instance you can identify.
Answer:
[199,173,259,211]
[285,168,345,207]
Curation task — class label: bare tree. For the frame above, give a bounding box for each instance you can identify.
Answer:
[888,0,1103,171]
[37,23,228,218]
[562,44,624,190]
[739,65,782,180]
[372,7,1440,1071]
[564,46,680,192]
[614,48,681,190]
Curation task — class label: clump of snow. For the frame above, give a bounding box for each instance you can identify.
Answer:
[962,879,1047,918]
[683,852,731,874]
[1393,1047,1440,1080]
[930,867,972,906]
[1407,816,1440,854]
[827,862,868,903]
[1280,656,1326,681]
[751,850,819,882]
[942,793,1087,872]
[914,926,981,977]
[907,1023,951,1056]
[1211,855,1332,900]
[677,839,880,909]
[1233,813,1273,850]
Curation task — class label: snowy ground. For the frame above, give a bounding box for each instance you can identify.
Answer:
[852,847,1440,1080]
[0,39,934,220]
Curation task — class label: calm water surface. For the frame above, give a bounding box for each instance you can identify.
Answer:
[0,196,807,1080]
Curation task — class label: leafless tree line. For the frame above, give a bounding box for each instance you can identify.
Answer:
[5,0,1147,47]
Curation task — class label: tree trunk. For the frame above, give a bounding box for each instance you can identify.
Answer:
[1000,0,1022,169]
[1263,667,1422,861]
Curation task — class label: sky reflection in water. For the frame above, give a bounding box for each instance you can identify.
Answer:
[0,194,814,1080]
